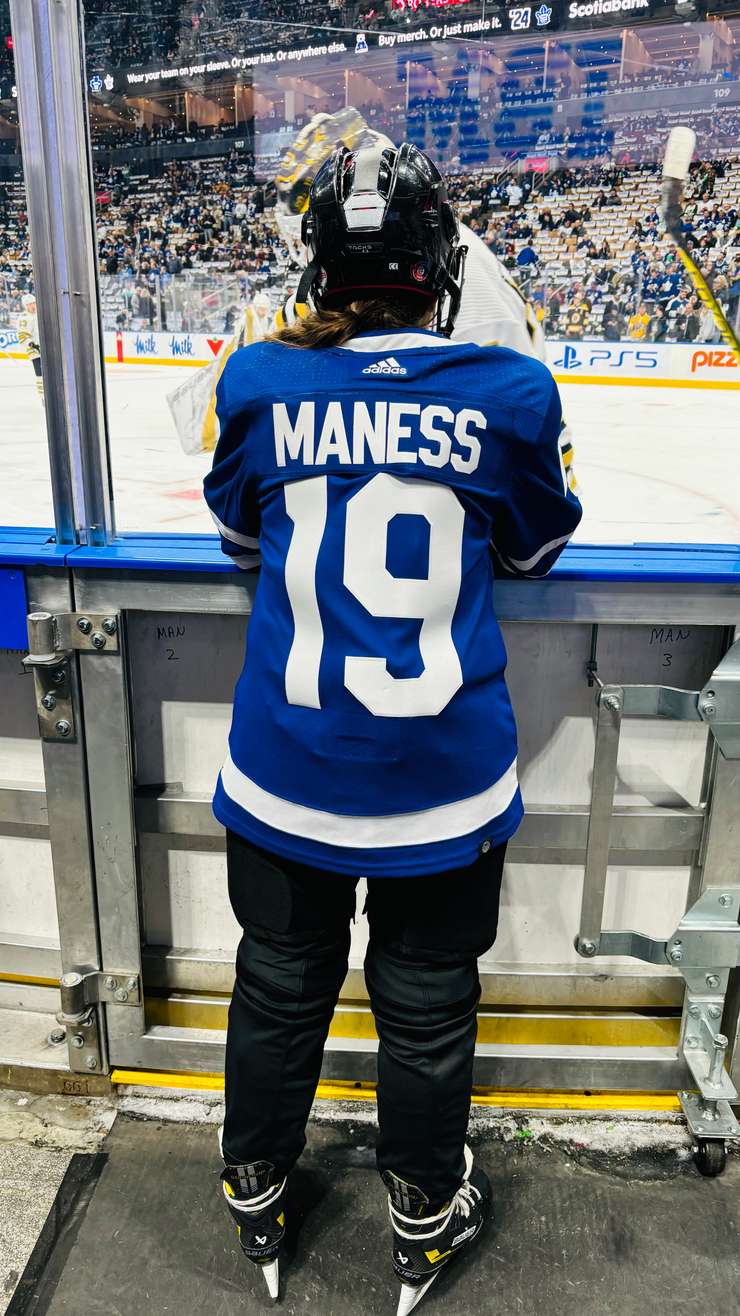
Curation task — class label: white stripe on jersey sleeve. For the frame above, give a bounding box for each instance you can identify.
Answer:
[210,510,260,549]
[501,531,574,575]
[218,533,261,570]
[219,750,518,848]
[230,553,261,571]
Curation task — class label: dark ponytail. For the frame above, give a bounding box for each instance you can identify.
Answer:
[269,293,433,350]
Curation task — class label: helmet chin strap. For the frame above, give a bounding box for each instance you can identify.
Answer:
[437,245,467,337]
[294,257,321,316]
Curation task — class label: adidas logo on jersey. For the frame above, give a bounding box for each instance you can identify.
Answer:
[362,357,407,376]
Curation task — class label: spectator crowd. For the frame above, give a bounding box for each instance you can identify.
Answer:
[1,102,738,342]
[451,157,739,344]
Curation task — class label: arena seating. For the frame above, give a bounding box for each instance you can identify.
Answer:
[1,115,738,341]
[455,155,740,341]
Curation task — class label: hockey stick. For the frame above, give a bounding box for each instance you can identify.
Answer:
[660,126,740,362]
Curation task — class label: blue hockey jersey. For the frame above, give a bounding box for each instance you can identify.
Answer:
[203,328,582,876]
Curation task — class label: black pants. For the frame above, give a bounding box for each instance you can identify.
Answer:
[223,832,506,1210]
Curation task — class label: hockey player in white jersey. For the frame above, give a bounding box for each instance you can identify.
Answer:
[206,137,581,1312]
[17,293,44,403]
[168,289,273,454]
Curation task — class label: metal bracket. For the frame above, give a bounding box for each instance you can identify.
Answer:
[24,611,120,740]
[57,971,141,1077]
[577,645,740,959]
[26,610,120,655]
[683,1004,735,1101]
[58,1001,105,1076]
[59,970,142,1014]
[575,644,740,1154]
[679,1092,738,1141]
[594,888,740,975]
[589,928,670,965]
[699,635,740,760]
[584,887,740,1141]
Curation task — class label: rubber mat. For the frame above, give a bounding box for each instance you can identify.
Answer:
[9,1117,740,1316]
[6,1154,106,1316]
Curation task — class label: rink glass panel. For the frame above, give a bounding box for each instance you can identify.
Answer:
[0,9,58,977]
[0,46,54,529]
[80,7,740,540]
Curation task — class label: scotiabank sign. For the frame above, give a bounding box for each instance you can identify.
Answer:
[566,0,649,21]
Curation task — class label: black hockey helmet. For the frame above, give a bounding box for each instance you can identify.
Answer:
[295,140,467,336]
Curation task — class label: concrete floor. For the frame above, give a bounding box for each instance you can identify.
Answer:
[4,1110,739,1316]
[0,1089,115,1314]
[0,1144,71,1316]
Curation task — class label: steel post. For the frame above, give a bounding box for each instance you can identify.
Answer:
[23,571,107,1075]
[576,686,623,955]
[76,617,145,1062]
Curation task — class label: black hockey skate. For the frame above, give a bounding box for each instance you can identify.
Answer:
[384,1146,491,1316]
[221,1159,287,1301]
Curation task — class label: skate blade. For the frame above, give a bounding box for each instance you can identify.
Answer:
[397,1272,438,1316]
[259,1257,280,1301]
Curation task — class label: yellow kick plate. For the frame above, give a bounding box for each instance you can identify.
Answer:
[143,997,680,1050]
[110,1069,681,1113]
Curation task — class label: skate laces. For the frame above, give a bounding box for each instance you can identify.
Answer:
[389,1146,481,1242]
[222,1175,286,1214]
[452,1178,480,1221]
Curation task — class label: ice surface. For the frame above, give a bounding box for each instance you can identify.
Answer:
[1,357,738,544]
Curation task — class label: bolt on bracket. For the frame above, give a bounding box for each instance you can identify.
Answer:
[59,1002,105,1076]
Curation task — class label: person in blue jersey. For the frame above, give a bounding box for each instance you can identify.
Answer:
[205,141,582,1316]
